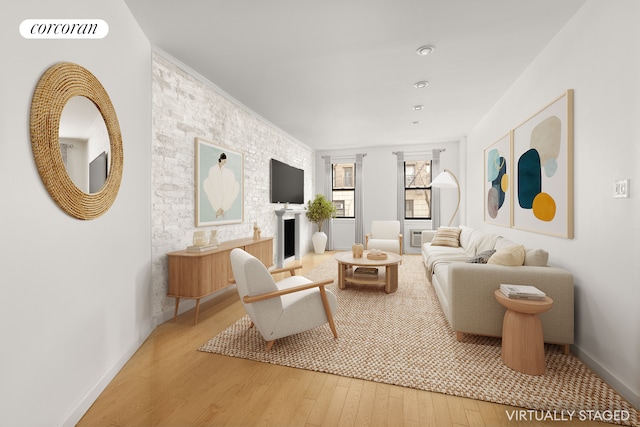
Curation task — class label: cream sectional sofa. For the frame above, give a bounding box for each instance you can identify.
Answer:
[422,226,574,352]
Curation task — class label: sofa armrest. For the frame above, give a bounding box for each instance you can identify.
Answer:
[421,230,437,245]
[447,262,574,345]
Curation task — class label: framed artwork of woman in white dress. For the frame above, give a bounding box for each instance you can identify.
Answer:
[195,137,243,226]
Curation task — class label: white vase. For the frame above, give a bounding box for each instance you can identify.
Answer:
[312,231,328,254]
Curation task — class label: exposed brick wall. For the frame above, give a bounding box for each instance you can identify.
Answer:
[151,52,314,319]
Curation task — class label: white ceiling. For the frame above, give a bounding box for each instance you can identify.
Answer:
[124,0,585,150]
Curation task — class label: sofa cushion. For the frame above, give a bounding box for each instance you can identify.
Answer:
[524,248,549,266]
[473,232,501,254]
[458,226,475,250]
[494,237,518,250]
[487,245,525,266]
[423,242,470,276]
[430,227,461,247]
[466,249,496,264]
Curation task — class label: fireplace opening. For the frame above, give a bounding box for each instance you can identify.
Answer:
[284,218,295,258]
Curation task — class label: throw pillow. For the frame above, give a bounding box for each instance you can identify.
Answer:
[524,248,549,266]
[487,245,525,266]
[430,227,461,247]
[466,249,496,264]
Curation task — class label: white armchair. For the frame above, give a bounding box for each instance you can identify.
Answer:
[365,220,403,255]
[229,248,338,351]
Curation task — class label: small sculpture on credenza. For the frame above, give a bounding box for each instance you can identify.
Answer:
[209,229,219,247]
[192,230,209,247]
[253,221,261,240]
[187,229,218,252]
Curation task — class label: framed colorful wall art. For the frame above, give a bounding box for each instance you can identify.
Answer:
[484,131,512,228]
[512,90,574,238]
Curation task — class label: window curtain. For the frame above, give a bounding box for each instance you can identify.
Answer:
[394,151,405,242]
[321,156,334,250]
[354,153,366,244]
[431,149,442,230]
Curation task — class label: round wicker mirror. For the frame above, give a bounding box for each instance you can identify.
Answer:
[30,62,123,220]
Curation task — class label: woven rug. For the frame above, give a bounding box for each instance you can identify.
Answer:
[199,255,638,426]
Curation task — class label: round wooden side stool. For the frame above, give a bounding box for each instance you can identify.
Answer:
[494,289,553,375]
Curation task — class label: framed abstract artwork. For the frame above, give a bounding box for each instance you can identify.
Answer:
[484,131,512,227]
[195,137,243,226]
[513,90,574,238]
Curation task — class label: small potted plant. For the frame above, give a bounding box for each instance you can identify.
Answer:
[306,194,336,253]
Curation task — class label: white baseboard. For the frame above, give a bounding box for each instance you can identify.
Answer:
[59,319,156,427]
[571,344,639,409]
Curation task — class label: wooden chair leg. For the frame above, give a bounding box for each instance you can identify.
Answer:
[249,321,254,329]
[319,285,338,338]
[456,331,464,341]
[265,340,275,352]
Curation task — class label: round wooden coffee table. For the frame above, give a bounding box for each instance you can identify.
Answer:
[494,289,553,375]
[334,250,403,293]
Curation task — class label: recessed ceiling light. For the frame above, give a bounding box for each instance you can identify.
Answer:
[412,121,420,125]
[414,80,429,89]
[413,105,424,111]
[416,45,436,56]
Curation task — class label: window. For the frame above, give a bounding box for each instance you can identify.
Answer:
[404,160,431,219]
[332,163,355,218]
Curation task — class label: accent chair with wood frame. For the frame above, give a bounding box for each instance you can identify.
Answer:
[229,248,338,351]
[365,220,403,255]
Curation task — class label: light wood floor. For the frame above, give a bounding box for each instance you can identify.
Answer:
[78,252,609,427]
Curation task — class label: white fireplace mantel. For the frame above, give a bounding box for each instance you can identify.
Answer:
[274,209,305,268]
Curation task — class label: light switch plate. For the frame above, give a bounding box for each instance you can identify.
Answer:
[614,179,630,198]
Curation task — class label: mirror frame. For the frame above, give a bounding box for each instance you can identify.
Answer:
[30,62,123,220]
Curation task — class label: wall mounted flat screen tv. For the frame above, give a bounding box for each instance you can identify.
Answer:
[270,158,304,204]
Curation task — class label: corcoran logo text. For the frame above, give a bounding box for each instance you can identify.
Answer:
[20,19,109,39]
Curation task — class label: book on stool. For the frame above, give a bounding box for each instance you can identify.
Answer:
[499,284,546,300]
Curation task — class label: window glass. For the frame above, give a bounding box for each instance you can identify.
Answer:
[332,163,355,218]
[404,160,431,219]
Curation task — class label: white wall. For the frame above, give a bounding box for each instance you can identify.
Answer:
[316,140,461,252]
[0,2,152,426]
[466,0,639,407]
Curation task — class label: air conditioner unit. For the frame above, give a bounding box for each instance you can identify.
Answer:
[410,229,424,247]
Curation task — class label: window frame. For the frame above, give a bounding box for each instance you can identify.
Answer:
[332,163,356,219]
[404,160,432,220]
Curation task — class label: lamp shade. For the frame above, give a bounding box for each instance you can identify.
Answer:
[430,170,458,188]
[430,169,461,227]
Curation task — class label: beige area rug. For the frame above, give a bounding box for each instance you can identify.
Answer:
[199,255,638,426]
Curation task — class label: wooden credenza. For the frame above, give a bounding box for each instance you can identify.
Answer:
[167,236,273,324]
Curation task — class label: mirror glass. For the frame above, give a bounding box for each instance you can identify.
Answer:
[59,96,110,193]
